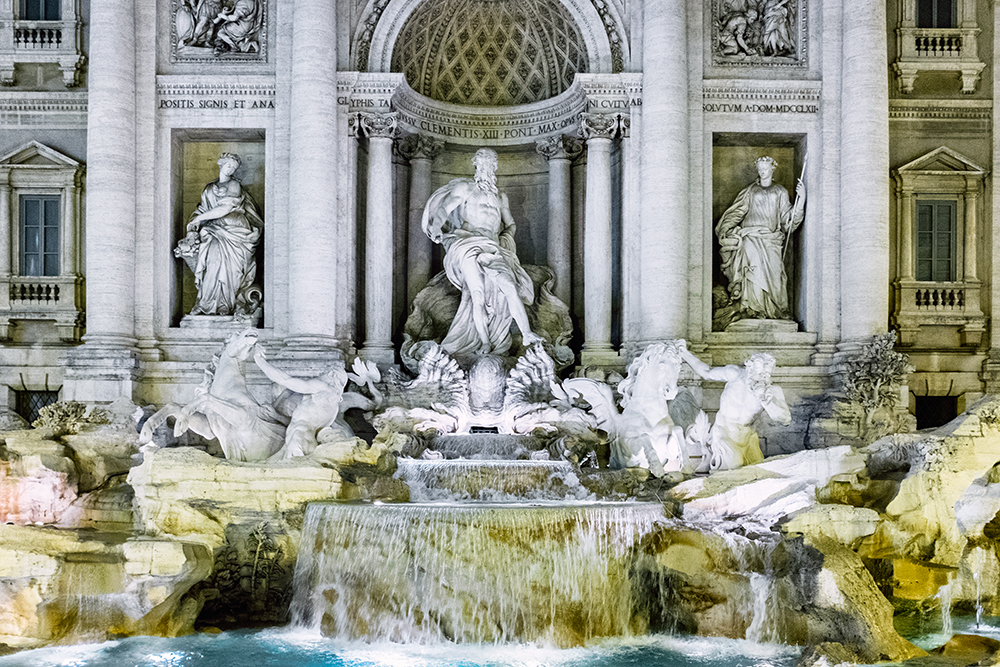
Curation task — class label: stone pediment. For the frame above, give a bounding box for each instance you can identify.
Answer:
[0,141,80,169]
[896,146,985,176]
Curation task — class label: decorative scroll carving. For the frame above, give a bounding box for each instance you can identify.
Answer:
[359,111,400,139]
[590,0,625,72]
[579,112,618,140]
[354,0,393,70]
[711,0,806,68]
[397,134,445,162]
[172,0,267,63]
[535,135,584,161]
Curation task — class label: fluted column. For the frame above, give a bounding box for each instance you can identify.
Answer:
[839,0,889,343]
[639,0,688,342]
[286,0,339,348]
[83,0,135,346]
[398,134,443,307]
[536,134,582,306]
[360,112,398,366]
[580,113,617,362]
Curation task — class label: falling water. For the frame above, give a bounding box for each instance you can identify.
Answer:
[289,501,665,646]
[714,521,786,644]
[396,459,593,501]
[936,574,955,640]
[971,547,987,628]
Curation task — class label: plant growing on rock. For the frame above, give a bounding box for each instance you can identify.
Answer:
[842,332,912,444]
[32,401,110,435]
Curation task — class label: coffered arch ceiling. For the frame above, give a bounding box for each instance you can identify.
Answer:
[391,0,588,106]
[359,0,619,105]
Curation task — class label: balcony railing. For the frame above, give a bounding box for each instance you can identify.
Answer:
[894,27,984,93]
[0,19,83,86]
[894,279,985,347]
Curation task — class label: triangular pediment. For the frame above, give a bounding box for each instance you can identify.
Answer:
[897,146,985,175]
[0,141,80,168]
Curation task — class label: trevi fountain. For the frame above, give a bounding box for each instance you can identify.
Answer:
[1,146,1000,667]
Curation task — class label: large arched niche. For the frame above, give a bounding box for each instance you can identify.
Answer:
[356,0,622,84]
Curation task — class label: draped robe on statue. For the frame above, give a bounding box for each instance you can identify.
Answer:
[189,182,263,317]
[715,181,802,320]
[422,178,534,357]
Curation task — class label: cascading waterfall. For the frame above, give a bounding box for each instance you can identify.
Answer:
[396,459,593,501]
[937,574,955,640]
[715,521,788,643]
[289,502,665,646]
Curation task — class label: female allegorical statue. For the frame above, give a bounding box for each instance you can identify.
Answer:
[176,152,263,319]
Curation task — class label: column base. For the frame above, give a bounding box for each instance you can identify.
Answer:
[61,339,141,403]
[579,346,621,370]
[360,344,396,370]
[274,336,346,369]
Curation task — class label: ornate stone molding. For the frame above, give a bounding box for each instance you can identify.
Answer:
[397,134,445,161]
[359,111,399,138]
[170,0,267,63]
[0,92,87,128]
[702,81,820,113]
[617,114,630,138]
[710,0,808,69]
[155,76,276,112]
[392,78,587,146]
[589,0,626,72]
[579,112,617,140]
[535,135,584,160]
[889,99,992,122]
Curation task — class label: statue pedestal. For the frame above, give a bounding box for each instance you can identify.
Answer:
[179,314,259,333]
[724,319,798,334]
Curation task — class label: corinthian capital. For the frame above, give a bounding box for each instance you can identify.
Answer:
[579,113,618,140]
[359,111,399,139]
[397,134,445,161]
[535,134,584,161]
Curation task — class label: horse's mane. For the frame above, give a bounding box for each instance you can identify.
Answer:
[618,341,684,408]
[195,329,255,396]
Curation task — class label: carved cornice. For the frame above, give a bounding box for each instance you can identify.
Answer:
[397,134,445,161]
[889,99,992,122]
[0,92,88,128]
[579,112,617,140]
[535,135,584,160]
[359,111,399,138]
[702,82,820,103]
[155,80,276,98]
[392,78,587,146]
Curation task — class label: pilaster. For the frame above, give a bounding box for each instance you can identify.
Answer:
[535,134,582,307]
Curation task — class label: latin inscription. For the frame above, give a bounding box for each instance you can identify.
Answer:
[702,103,819,114]
[158,98,275,110]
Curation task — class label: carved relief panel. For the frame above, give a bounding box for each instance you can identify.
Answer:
[711,0,806,68]
[171,0,267,62]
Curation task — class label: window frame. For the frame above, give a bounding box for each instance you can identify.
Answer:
[914,197,958,283]
[18,193,61,278]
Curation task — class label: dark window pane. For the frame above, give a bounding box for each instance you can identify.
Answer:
[917,259,932,281]
[917,203,933,232]
[15,390,59,424]
[937,0,954,28]
[23,226,39,254]
[933,260,951,283]
[44,254,59,276]
[917,0,935,27]
[44,0,59,19]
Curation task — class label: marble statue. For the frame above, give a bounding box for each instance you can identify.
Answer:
[175,153,263,322]
[681,349,791,471]
[421,148,546,358]
[717,6,758,56]
[138,330,286,462]
[714,155,805,329]
[254,353,383,459]
[563,341,690,476]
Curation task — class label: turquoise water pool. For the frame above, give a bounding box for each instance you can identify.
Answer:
[0,630,801,667]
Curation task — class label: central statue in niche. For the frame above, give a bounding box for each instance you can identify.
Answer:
[421,148,546,357]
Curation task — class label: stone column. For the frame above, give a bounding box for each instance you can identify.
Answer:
[0,172,10,312]
[60,173,79,277]
[82,0,136,346]
[535,134,582,306]
[839,0,889,344]
[286,0,339,350]
[398,134,444,307]
[898,187,914,280]
[639,0,688,342]
[964,180,979,282]
[580,113,617,363]
[359,112,398,367]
